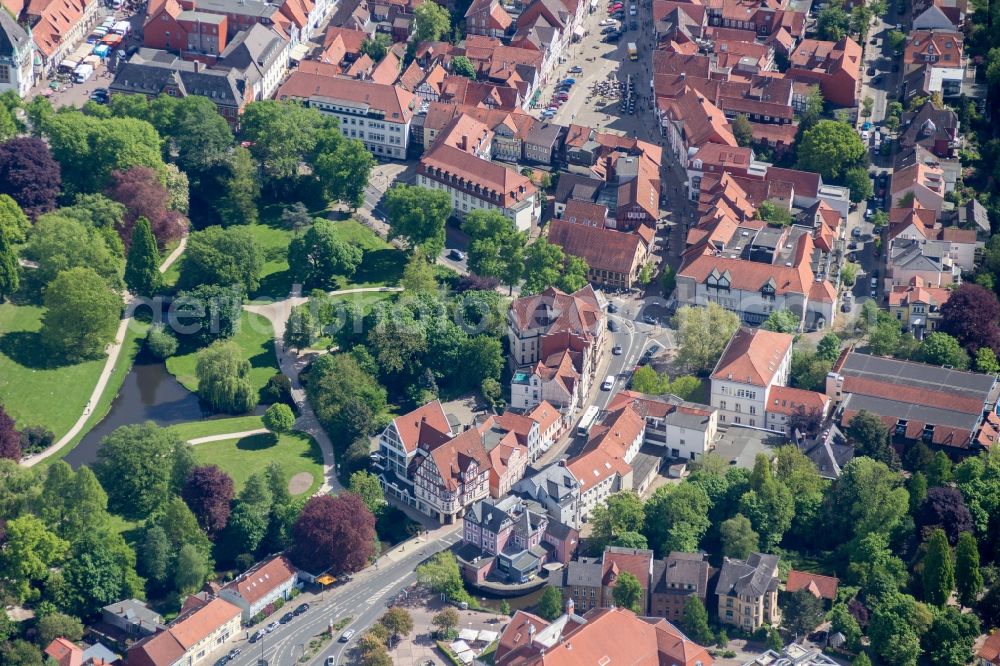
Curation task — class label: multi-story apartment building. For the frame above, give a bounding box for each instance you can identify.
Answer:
[651,552,711,622]
[375,401,454,506]
[607,390,719,461]
[0,12,34,97]
[715,552,781,631]
[507,285,604,412]
[511,460,582,529]
[417,142,540,231]
[710,327,794,428]
[276,67,417,159]
[888,276,951,339]
[412,427,491,523]
[127,597,242,666]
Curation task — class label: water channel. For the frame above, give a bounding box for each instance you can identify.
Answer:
[65,345,255,468]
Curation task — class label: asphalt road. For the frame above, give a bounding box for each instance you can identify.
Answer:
[221,528,461,666]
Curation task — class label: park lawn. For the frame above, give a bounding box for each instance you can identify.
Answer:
[168,415,265,441]
[328,220,405,289]
[248,222,296,301]
[191,430,323,496]
[0,303,118,439]
[165,311,278,396]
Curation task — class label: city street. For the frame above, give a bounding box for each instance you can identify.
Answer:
[219,527,461,666]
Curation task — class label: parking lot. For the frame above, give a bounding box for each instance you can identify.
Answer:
[530,0,658,142]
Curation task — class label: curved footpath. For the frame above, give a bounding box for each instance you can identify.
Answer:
[22,239,189,467]
[186,429,269,445]
[245,285,403,495]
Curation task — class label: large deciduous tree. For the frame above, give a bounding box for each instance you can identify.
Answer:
[673,303,740,373]
[181,465,235,537]
[611,571,643,612]
[536,586,564,620]
[682,596,713,645]
[24,214,124,290]
[289,493,376,573]
[106,166,188,248]
[719,514,759,559]
[94,423,187,520]
[915,486,973,544]
[41,267,123,362]
[413,0,450,42]
[954,531,982,607]
[917,332,969,368]
[796,119,867,181]
[783,588,825,637]
[215,146,260,226]
[240,100,326,187]
[172,284,244,346]
[287,220,364,289]
[178,225,263,294]
[0,137,61,218]
[195,340,256,413]
[124,217,162,296]
[384,185,452,258]
[314,137,374,208]
[938,283,1000,356]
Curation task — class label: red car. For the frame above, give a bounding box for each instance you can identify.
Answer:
[609,3,623,10]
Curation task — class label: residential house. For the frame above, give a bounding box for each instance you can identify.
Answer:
[411,426,491,523]
[913,0,964,30]
[110,50,254,129]
[553,172,603,219]
[495,606,714,666]
[45,638,83,666]
[566,406,645,519]
[479,416,530,497]
[126,597,242,666]
[890,161,947,211]
[490,411,542,463]
[888,276,952,339]
[562,546,655,614]
[375,400,454,506]
[216,23,289,100]
[785,570,839,603]
[511,460,582,528]
[276,66,417,159]
[903,30,965,97]
[507,285,604,412]
[786,37,862,107]
[219,555,297,622]
[899,100,959,160]
[710,327,794,428]
[523,121,562,165]
[978,632,1000,666]
[527,400,564,452]
[764,385,831,436]
[417,142,540,230]
[465,0,512,38]
[615,152,662,230]
[0,10,34,97]
[651,552,711,622]
[459,495,577,584]
[546,218,653,289]
[97,599,163,644]
[607,390,719,461]
[715,552,781,631]
[826,350,1000,453]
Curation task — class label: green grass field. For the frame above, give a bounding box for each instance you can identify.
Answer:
[249,222,297,301]
[191,430,323,496]
[327,220,405,289]
[0,303,125,439]
[168,415,266,441]
[165,311,278,396]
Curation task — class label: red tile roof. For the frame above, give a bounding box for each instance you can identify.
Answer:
[44,638,82,666]
[980,632,1000,665]
[418,143,536,208]
[786,570,839,600]
[222,555,296,607]
[767,385,830,417]
[547,219,649,277]
[391,400,452,454]
[712,327,793,387]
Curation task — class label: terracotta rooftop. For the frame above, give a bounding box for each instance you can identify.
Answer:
[711,327,794,387]
[222,555,296,607]
[786,570,839,600]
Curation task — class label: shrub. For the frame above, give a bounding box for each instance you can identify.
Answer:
[19,426,54,455]
[261,373,293,405]
[146,324,178,359]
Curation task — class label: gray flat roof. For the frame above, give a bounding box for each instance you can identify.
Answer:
[841,393,979,430]
[840,352,995,398]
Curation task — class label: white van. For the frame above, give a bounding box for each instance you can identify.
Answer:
[73,63,94,83]
[112,20,131,35]
[601,375,614,391]
[339,629,355,643]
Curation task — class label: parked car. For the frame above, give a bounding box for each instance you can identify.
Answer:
[215,657,230,666]
[280,612,295,624]
[228,649,241,659]
[448,249,465,261]
[90,88,109,104]
[603,32,621,42]
[630,19,638,29]
[645,343,661,356]
[629,4,636,14]
[608,320,619,332]
[600,17,616,25]
[569,65,583,73]
[249,631,264,644]
[607,302,618,313]
[852,227,862,238]
[265,621,279,633]
[848,252,858,262]
[866,66,876,76]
